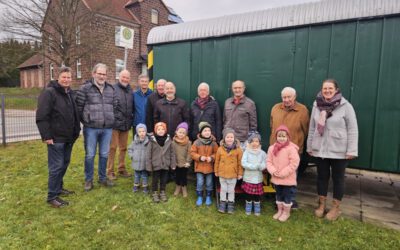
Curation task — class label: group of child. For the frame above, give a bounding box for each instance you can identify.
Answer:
[127,121,300,222]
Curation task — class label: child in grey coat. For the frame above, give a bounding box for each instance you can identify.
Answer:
[128,123,150,193]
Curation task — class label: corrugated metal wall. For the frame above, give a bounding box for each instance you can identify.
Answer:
[152,16,400,173]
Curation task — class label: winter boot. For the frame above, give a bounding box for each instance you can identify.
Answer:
[227,201,235,214]
[254,201,261,216]
[174,185,182,196]
[152,191,160,203]
[315,196,327,218]
[278,203,292,222]
[142,185,149,194]
[205,191,212,206]
[245,201,252,215]
[182,186,188,198]
[273,201,284,220]
[325,199,341,221]
[218,200,227,213]
[160,191,168,202]
[196,191,203,206]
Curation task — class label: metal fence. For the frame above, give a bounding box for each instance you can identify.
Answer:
[0,94,41,146]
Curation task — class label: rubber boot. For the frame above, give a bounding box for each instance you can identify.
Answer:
[245,200,252,215]
[205,191,212,206]
[173,185,181,196]
[273,201,284,220]
[315,196,327,218]
[196,191,203,206]
[227,201,235,214]
[254,201,261,216]
[278,203,292,222]
[218,200,227,213]
[182,186,188,198]
[325,199,341,221]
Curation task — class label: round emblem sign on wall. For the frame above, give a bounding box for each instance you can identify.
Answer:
[122,27,132,40]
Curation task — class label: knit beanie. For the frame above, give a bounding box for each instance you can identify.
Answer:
[198,121,212,134]
[247,131,261,143]
[275,124,290,139]
[222,128,235,140]
[154,122,167,134]
[136,123,147,134]
[176,122,189,132]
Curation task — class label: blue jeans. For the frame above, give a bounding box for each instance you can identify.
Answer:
[275,185,296,205]
[134,170,148,187]
[196,173,213,192]
[83,127,112,182]
[47,142,73,201]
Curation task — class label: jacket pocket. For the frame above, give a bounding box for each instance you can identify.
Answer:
[327,130,347,153]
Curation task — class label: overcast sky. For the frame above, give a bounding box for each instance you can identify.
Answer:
[163,0,321,22]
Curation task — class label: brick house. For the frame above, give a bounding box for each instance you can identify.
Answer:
[20,0,182,88]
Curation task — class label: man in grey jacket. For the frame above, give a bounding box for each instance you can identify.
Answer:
[223,80,257,148]
[76,63,117,191]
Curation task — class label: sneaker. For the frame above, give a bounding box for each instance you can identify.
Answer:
[107,173,117,180]
[132,185,139,193]
[152,192,160,203]
[118,170,132,178]
[60,188,75,196]
[84,181,93,192]
[160,191,168,202]
[98,179,114,187]
[142,186,149,194]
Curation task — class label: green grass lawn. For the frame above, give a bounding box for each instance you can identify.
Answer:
[0,87,41,110]
[1,138,399,249]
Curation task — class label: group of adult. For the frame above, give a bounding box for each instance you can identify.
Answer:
[36,63,358,221]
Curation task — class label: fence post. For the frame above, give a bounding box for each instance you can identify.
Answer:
[1,94,6,146]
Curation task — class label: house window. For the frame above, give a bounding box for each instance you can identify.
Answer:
[76,25,80,45]
[151,9,158,24]
[50,63,54,80]
[76,59,82,79]
[115,59,125,79]
[48,36,53,52]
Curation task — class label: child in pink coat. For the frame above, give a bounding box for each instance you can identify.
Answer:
[267,125,300,222]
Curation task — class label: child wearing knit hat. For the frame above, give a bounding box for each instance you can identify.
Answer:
[146,122,176,203]
[191,121,219,206]
[266,125,300,222]
[128,123,150,193]
[172,122,192,198]
[241,131,267,216]
[214,128,243,214]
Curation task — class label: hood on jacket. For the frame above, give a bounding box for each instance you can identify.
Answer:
[133,133,150,145]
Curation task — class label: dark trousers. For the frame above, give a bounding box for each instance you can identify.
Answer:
[245,193,261,202]
[314,157,349,201]
[152,169,169,192]
[175,167,188,186]
[47,142,73,201]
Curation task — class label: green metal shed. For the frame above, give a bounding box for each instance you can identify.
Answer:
[147,0,400,173]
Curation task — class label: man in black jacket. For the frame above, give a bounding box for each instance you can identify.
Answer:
[36,66,81,208]
[76,63,117,191]
[145,78,166,132]
[106,69,133,180]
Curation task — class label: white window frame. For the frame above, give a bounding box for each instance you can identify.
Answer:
[50,63,54,80]
[115,59,125,79]
[151,9,159,24]
[48,36,53,52]
[76,59,82,79]
[76,25,81,45]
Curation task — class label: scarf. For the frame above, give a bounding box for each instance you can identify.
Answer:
[195,96,210,110]
[316,91,342,135]
[199,134,213,145]
[223,140,237,153]
[233,96,243,105]
[155,134,167,147]
[173,135,189,146]
[273,141,290,156]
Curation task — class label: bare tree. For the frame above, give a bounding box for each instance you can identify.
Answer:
[0,0,106,67]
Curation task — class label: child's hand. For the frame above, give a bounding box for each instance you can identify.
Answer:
[215,173,219,177]
[238,175,242,180]
[200,156,206,162]
[184,163,191,168]
[206,157,212,163]
[172,167,176,170]
[273,172,281,177]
